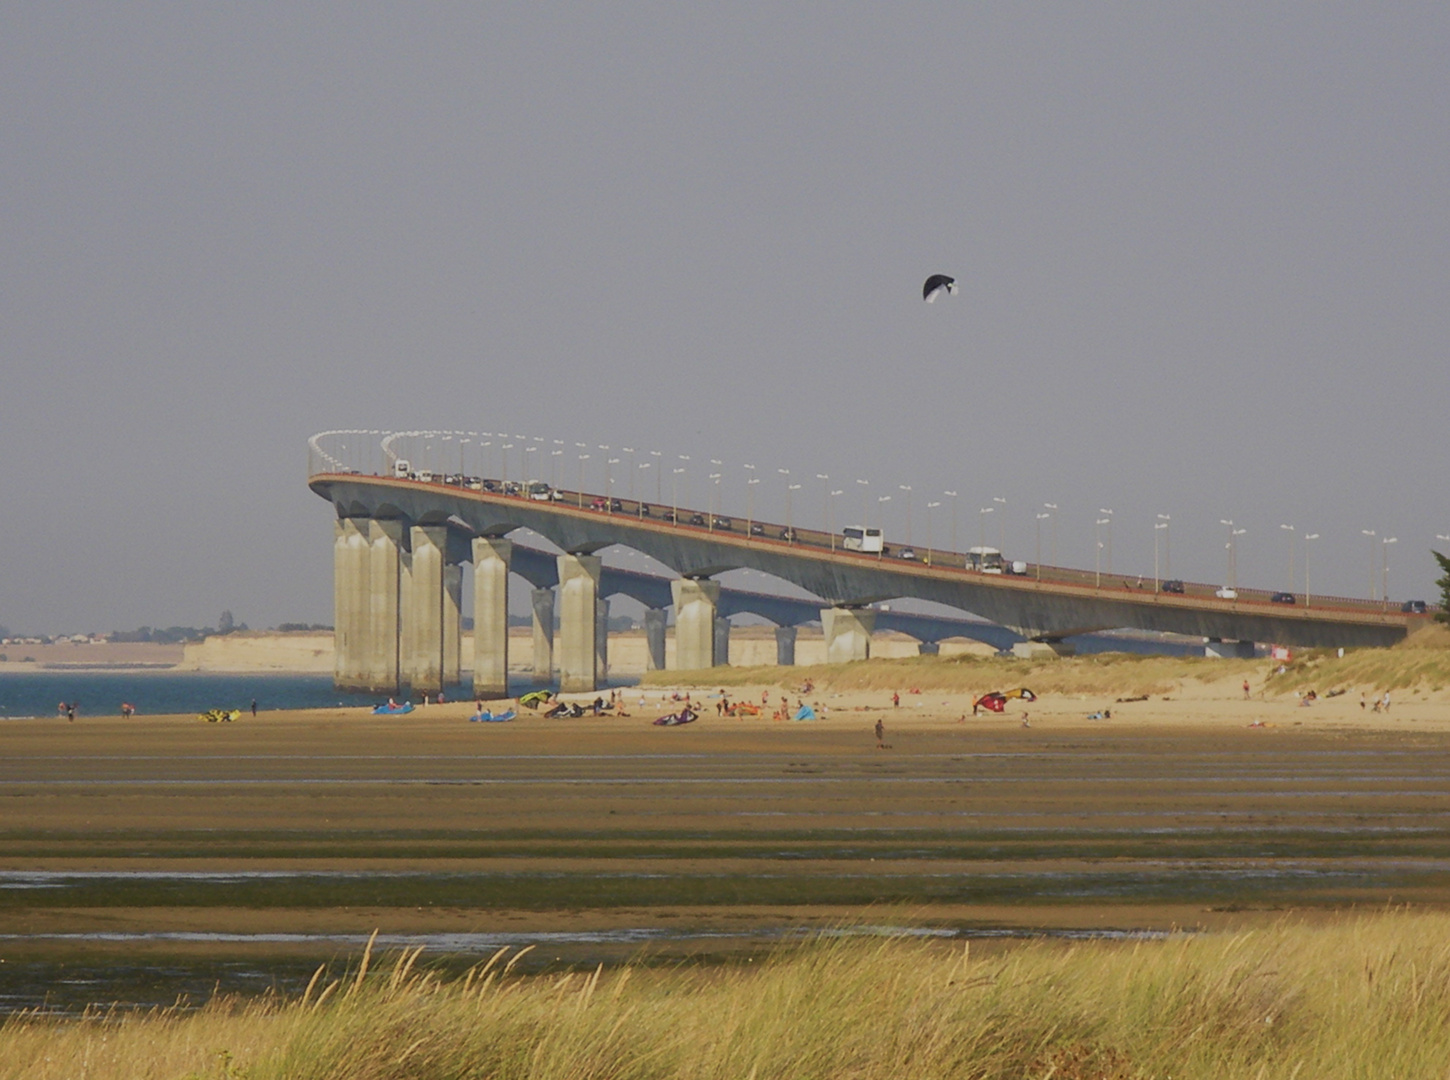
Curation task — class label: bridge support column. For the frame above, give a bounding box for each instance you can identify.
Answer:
[332,519,370,690]
[1012,640,1076,659]
[557,554,602,692]
[472,538,512,698]
[365,519,406,693]
[443,562,463,687]
[403,524,448,693]
[530,587,555,685]
[918,641,940,656]
[774,625,798,666]
[822,607,875,663]
[1205,638,1255,659]
[670,577,721,670]
[643,608,667,671]
[595,598,610,683]
[713,616,731,667]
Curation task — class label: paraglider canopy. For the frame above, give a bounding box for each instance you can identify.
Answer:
[923,274,958,303]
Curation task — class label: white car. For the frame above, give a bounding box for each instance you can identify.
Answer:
[1215,587,1238,600]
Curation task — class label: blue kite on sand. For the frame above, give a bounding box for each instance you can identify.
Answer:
[373,701,414,715]
[793,704,817,721]
[470,708,516,723]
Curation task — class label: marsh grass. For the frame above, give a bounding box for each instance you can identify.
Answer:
[1271,622,1450,697]
[7,911,1450,1079]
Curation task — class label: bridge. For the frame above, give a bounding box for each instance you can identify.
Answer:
[308,433,1419,695]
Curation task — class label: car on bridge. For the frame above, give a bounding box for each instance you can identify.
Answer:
[897,547,917,560]
[749,522,765,536]
[1270,592,1296,604]
[689,513,707,526]
[1215,587,1238,600]
[712,516,733,530]
[1403,600,1428,614]
[1161,579,1186,594]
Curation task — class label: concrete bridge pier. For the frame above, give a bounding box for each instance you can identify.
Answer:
[1205,638,1256,659]
[333,518,371,690]
[365,518,406,693]
[822,607,876,663]
[403,524,449,693]
[595,597,610,683]
[530,587,555,685]
[774,625,798,666]
[472,537,512,698]
[917,641,940,656]
[1012,640,1077,659]
[643,608,667,671]
[558,554,602,692]
[443,562,463,687]
[671,577,721,670]
[713,616,731,667]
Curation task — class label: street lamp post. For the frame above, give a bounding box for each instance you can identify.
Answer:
[622,448,636,500]
[787,484,801,540]
[672,467,685,524]
[708,472,722,530]
[576,454,589,508]
[945,492,959,561]
[1036,512,1050,581]
[978,506,994,568]
[1044,503,1059,566]
[1303,534,1319,607]
[993,496,1007,554]
[636,462,650,516]
[1220,520,1235,589]
[927,501,941,565]
[900,485,913,546]
[877,495,892,558]
[1231,529,1246,589]
[829,489,843,551]
[816,474,830,538]
[1095,518,1110,587]
[1362,530,1377,600]
[650,450,663,503]
[1382,537,1398,610]
[746,476,760,537]
[501,443,514,485]
[1098,509,1113,579]
[1154,520,1169,592]
[857,479,870,531]
[550,448,562,489]
[1157,514,1171,578]
[1280,524,1296,593]
[606,458,620,513]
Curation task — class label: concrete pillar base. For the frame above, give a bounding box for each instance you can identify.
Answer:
[472,537,512,698]
[364,518,406,694]
[530,587,555,685]
[671,577,721,670]
[644,608,667,671]
[774,625,798,666]
[442,562,463,687]
[713,616,731,667]
[917,641,940,656]
[558,554,602,693]
[1205,638,1255,659]
[403,524,448,693]
[333,518,370,690]
[595,597,610,684]
[1012,640,1076,659]
[822,607,875,663]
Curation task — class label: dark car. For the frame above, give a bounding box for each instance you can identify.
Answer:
[1403,600,1429,614]
[638,503,651,517]
[1161,579,1186,594]
[712,516,733,530]
[749,523,765,536]
[779,527,799,542]
[610,498,624,512]
[689,513,707,526]
[1270,592,1296,604]
[662,508,678,523]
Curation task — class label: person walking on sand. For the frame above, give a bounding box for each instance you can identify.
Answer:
[251,698,257,717]
[1243,679,1251,700]
[1021,711,1030,728]
[892,691,900,708]
[874,718,885,749]
[1382,691,1391,713]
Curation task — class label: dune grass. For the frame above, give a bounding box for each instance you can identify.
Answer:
[7,911,1450,1079]
[642,649,1252,699]
[1266,622,1450,698]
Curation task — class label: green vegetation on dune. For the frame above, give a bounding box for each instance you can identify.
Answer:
[7,913,1450,1079]
[1269,622,1450,696]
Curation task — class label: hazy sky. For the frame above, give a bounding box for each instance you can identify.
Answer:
[3,5,1447,634]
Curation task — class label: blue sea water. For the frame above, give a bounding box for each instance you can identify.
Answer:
[0,672,381,720]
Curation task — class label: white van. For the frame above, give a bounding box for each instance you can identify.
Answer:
[392,459,411,479]
[842,526,884,553]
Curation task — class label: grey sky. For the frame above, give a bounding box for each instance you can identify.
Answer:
[3,5,1446,634]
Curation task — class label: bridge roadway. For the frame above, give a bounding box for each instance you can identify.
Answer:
[311,471,1416,694]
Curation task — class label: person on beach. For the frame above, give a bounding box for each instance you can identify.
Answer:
[1243,680,1251,700]
[892,691,900,708]
[251,698,257,717]
[66,703,75,722]
[874,718,885,749]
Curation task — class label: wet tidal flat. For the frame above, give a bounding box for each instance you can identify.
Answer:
[1,708,1449,1008]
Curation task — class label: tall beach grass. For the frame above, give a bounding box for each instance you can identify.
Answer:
[5,911,1450,1078]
